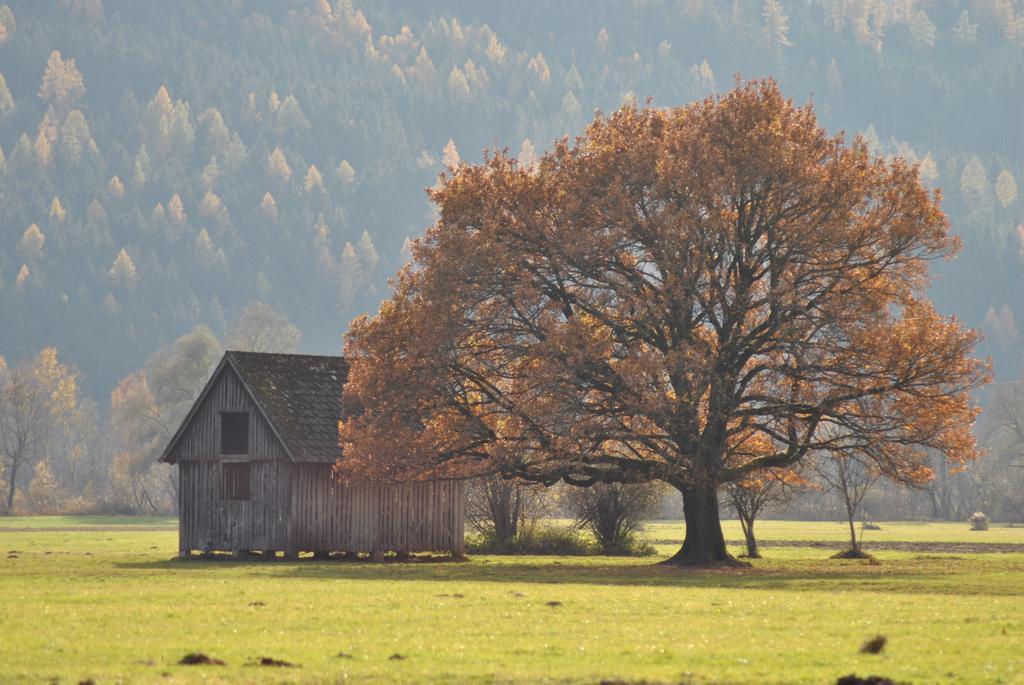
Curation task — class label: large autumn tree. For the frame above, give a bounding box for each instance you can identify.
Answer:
[339,80,988,566]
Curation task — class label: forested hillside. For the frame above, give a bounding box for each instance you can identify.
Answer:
[0,0,1021,399]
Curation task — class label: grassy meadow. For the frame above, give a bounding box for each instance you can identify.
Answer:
[0,518,1022,684]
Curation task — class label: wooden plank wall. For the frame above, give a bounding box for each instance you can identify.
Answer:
[290,464,466,555]
[169,365,287,463]
[171,363,467,556]
[179,460,291,552]
[179,461,466,555]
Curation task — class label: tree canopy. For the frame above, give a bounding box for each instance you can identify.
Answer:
[340,80,988,565]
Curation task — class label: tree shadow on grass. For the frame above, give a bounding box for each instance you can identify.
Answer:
[114,553,1024,596]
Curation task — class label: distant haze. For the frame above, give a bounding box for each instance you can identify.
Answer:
[0,0,1020,400]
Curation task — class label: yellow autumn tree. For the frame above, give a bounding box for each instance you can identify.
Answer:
[37,51,85,112]
[167,192,187,227]
[260,191,278,220]
[304,164,325,193]
[48,197,66,224]
[337,159,356,185]
[0,73,13,119]
[107,175,124,198]
[108,248,139,288]
[34,131,53,169]
[18,224,45,259]
[266,147,292,183]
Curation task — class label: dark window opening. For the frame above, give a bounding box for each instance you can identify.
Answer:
[221,412,249,455]
[222,462,251,501]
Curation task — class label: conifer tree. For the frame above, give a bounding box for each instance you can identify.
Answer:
[150,203,166,230]
[485,32,506,64]
[690,60,716,92]
[38,51,85,112]
[276,95,310,137]
[198,191,225,222]
[0,5,12,44]
[564,64,584,93]
[59,109,91,163]
[996,170,1018,208]
[201,157,220,189]
[518,139,537,171]
[918,154,939,186]
[133,145,150,188]
[960,157,993,214]
[266,147,292,183]
[826,59,842,93]
[195,228,225,270]
[15,264,29,292]
[10,134,32,172]
[18,224,45,260]
[34,131,53,169]
[107,175,124,199]
[339,241,359,307]
[952,10,978,46]
[199,107,231,155]
[167,193,187,228]
[527,53,551,84]
[260,192,278,220]
[561,90,581,116]
[304,164,324,193]
[337,160,356,185]
[0,73,13,119]
[762,0,793,51]
[86,199,105,224]
[108,248,139,288]
[357,230,379,277]
[448,66,471,99]
[442,139,460,168]
[49,197,66,224]
[910,10,936,50]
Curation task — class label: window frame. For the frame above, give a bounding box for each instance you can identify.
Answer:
[221,461,252,501]
[220,411,249,456]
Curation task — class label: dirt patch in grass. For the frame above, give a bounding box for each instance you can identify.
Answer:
[252,656,298,667]
[178,653,225,666]
[859,635,887,654]
[832,549,875,560]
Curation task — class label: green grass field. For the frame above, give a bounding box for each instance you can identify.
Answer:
[1,518,1022,684]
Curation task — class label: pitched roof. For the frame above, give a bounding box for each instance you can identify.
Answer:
[225,351,349,463]
[159,351,349,464]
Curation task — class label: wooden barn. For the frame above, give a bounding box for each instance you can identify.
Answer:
[159,351,466,558]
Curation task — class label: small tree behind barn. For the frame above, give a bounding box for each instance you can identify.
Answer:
[465,475,544,547]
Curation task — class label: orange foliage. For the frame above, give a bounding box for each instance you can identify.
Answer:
[339,80,988,499]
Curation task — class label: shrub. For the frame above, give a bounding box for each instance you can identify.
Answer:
[969,511,989,531]
[466,524,595,555]
[465,476,547,546]
[563,482,664,555]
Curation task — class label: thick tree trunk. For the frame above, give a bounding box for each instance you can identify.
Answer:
[662,481,740,567]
